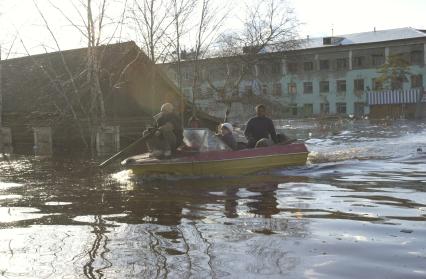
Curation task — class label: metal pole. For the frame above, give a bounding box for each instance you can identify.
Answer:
[0,46,3,153]
[0,45,2,126]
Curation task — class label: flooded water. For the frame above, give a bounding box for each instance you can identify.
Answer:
[0,120,425,278]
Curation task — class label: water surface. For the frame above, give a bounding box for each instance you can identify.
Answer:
[0,120,425,278]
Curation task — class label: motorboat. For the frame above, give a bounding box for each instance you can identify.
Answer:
[121,129,309,176]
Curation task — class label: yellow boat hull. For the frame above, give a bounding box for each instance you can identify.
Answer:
[124,144,309,176]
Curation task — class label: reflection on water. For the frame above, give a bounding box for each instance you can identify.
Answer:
[0,120,425,278]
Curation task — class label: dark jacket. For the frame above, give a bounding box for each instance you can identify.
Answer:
[155,112,183,146]
[219,133,237,150]
[244,116,278,148]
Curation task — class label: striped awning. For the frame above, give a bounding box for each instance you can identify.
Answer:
[367,89,421,105]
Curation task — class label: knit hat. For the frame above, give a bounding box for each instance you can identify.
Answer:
[160,103,174,113]
[221,122,233,132]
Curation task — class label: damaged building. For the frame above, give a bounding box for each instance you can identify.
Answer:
[0,41,218,155]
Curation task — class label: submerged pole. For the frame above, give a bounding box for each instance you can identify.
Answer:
[0,46,3,153]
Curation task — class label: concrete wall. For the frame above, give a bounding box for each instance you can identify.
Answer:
[96,126,120,156]
[33,127,53,156]
[0,127,13,154]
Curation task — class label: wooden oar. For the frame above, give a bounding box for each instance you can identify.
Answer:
[98,129,155,168]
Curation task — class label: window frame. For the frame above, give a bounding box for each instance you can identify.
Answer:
[319,81,330,93]
[410,50,424,65]
[319,59,330,70]
[288,82,297,95]
[372,54,385,66]
[372,78,383,91]
[320,103,330,114]
[336,80,347,93]
[303,61,314,72]
[303,81,313,94]
[411,74,423,88]
[354,79,365,91]
[271,63,282,74]
[262,83,268,95]
[273,82,282,96]
[286,62,298,74]
[336,102,347,114]
[353,56,365,68]
[336,58,348,70]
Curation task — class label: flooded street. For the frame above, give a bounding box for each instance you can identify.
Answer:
[0,120,425,278]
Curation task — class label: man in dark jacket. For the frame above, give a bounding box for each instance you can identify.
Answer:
[145,103,183,157]
[244,104,278,148]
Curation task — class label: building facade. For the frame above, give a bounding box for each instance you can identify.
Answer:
[162,27,426,120]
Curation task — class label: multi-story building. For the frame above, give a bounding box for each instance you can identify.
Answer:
[162,27,426,120]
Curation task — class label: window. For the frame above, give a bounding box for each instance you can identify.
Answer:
[304,61,314,71]
[337,80,346,93]
[290,104,298,116]
[244,85,253,95]
[206,87,214,98]
[217,87,225,99]
[353,56,365,68]
[262,84,268,95]
[273,82,282,96]
[183,88,192,98]
[303,82,313,94]
[258,64,268,75]
[372,54,385,66]
[336,58,348,70]
[320,81,329,93]
[228,65,239,77]
[206,70,215,81]
[194,85,202,97]
[272,63,282,74]
[184,71,190,80]
[304,104,313,116]
[320,103,330,114]
[242,64,252,75]
[336,102,347,114]
[354,102,365,117]
[288,83,297,95]
[319,60,330,70]
[411,74,423,88]
[372,78,383,90]
[287,62,297,73]
[410,50,423,64]
[354,79,365,91]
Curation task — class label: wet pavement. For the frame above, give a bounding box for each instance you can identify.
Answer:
[0,120,425,278]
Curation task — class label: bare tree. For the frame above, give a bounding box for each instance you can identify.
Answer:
[169,0,197,124]
[129,0,177,112]
[130,0,176,64]
[207,0,300,117]
[31,0,129,152]
[188,0,228,117]
[130,0,199,119]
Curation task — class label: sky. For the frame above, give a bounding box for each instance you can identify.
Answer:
[290,0,426,37]
[1,0,426,59]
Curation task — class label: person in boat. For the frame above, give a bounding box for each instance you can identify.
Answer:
[144,102,183,158]
[244,104,279,148]
[187,115,201,128]
[217,122,237,150]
